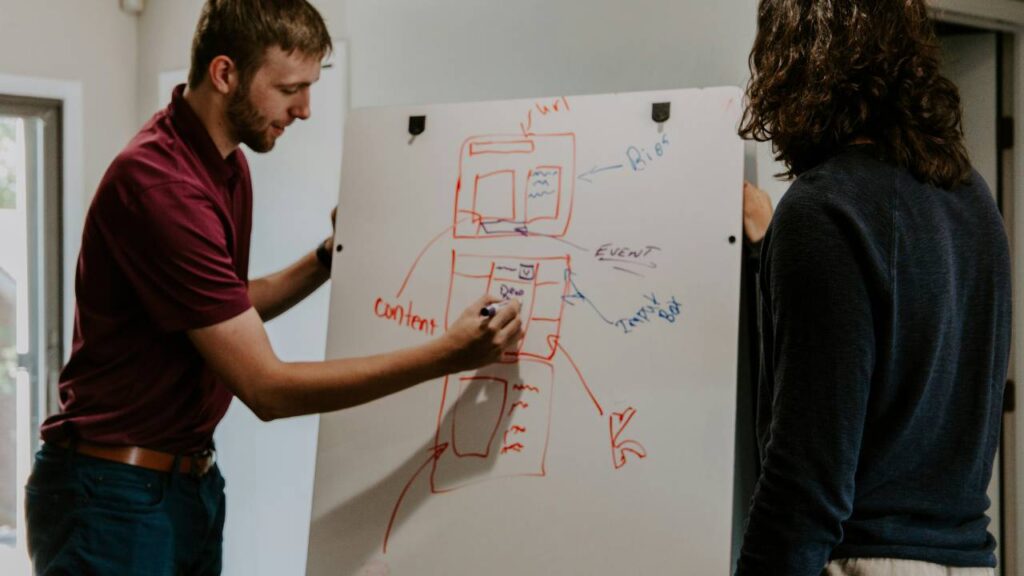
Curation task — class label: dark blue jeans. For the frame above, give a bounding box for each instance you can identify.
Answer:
[24,443,226,575]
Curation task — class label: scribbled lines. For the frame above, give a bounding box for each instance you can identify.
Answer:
[609,407,648,469]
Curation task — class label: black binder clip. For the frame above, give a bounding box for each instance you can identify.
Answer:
[408,115,426,144]
[652,102,670,133]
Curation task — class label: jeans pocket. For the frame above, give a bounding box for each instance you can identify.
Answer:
[25,483,77,563]
[79,464,165,511]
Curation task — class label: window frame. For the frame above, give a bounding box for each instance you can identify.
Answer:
[0,75,81,571]
[0,96,64,434]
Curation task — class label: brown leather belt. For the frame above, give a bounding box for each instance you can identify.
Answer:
[56,440,216,478]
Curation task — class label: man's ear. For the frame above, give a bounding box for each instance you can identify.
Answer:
[207,55,238,96]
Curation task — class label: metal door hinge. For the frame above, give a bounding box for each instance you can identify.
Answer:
[998,117,1014,151]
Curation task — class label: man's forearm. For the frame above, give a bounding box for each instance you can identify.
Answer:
[248,248,330,321]
[188,297,520,422]
[250,338,457,420]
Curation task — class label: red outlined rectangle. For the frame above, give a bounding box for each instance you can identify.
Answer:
[454,133,576,239]
[472,169,516,222]
[469,140,536,156]
[451,376,508,458]
[431,359,556,494]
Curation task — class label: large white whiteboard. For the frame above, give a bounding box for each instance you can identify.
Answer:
[309,87,744,575]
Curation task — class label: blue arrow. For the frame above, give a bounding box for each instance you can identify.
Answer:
[577,163,624,183]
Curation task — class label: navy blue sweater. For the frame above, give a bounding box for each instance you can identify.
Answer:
[736,146,1011,574]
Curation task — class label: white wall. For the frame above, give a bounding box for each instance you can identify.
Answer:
[0,0,138,209]
[336,0,784,200]
[137,0,202,120]
[340,0,753,105]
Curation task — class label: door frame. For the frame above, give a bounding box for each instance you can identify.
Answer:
[0,75,82,365]
[928,1,1024,574]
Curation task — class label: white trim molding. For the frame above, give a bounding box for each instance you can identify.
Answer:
[0,74,84,360]
[1013,33,1024,576]
[928,0,1024,30]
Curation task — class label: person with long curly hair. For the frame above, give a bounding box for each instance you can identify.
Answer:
[735,1,1010,575]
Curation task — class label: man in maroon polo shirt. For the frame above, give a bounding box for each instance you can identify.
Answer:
[24,1,522,574]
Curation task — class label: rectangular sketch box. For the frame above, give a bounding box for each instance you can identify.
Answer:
[446,253,570,361]
[453,133,576,238]
[432,359,555,492]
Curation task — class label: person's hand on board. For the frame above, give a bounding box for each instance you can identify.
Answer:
[743,180,773,244]
[440,295,523,372]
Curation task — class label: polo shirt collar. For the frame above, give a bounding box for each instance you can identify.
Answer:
[168,84,240,186]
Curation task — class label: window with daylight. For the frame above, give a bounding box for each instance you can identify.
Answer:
[0,97,62,574]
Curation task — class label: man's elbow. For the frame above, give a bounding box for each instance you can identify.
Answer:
[231,371,290,422]
[248,397,284,422]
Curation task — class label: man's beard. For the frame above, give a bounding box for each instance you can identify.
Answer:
[227,84,275,153]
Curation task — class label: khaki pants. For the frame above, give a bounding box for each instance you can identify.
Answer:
[825,558,995,576]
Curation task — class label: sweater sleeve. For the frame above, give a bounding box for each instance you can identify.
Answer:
[736,177,883,575]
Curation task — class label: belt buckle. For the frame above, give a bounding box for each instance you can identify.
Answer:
[189,449,216,479]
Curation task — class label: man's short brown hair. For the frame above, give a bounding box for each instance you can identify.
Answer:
[188,0,332,89]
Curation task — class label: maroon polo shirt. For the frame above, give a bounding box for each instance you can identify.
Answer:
[40,85,253,454]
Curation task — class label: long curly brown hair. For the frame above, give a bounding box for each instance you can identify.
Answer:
[740,0,972,189]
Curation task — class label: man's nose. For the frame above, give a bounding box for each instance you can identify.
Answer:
[291,91,311,120]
